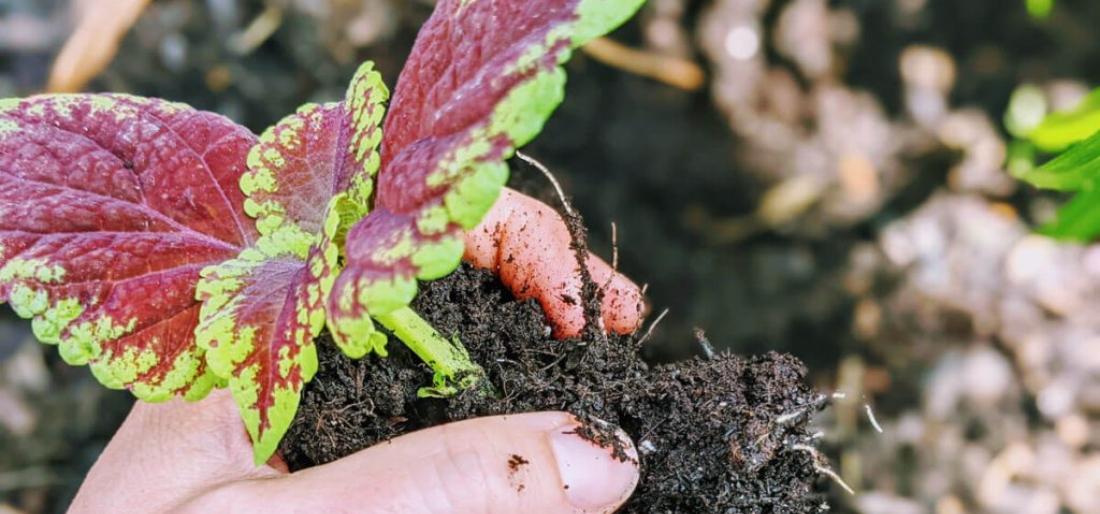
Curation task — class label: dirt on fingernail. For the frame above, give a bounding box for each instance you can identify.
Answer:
[563,418,636,465]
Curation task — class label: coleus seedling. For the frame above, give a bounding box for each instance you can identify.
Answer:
[0,0,645,463]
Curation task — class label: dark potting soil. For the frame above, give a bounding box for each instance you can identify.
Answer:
[280,263,825,513]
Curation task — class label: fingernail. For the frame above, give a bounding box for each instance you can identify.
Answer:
[549,416,640,512]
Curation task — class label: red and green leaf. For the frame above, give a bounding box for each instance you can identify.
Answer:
[0,94,256,402]
[328,0,646,352]
[195,62,389,463]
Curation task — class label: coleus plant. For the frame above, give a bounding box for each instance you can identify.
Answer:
[0,0,645,463]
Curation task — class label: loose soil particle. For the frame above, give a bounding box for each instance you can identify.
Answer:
[508,453,530,493]
[281,263,825,513]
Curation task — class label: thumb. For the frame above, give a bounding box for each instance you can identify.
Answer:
[198,412,639,514]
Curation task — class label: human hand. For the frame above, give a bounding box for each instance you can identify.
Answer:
[69,188,645,514]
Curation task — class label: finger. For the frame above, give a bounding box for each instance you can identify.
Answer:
[465,188,645,338]
[199,412,639,514]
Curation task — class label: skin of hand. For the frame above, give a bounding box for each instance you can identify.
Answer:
[69,188,646,514]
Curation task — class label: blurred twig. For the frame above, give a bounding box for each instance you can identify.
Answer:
[582,37,705,91]
[230,4,285,55]
[47,0,152,93]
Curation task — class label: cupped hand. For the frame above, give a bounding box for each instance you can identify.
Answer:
[69,188,645,514]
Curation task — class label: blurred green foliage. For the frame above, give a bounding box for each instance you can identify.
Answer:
[1031,89,1100,152]
[1011,87,1100,241]
[1027,0,1054,20]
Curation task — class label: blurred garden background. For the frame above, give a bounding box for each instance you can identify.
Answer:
[1,0,1099,512]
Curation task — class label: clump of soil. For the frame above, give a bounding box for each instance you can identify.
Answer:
[280,264,825,513]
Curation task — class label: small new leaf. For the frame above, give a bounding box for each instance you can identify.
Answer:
[0,94,256,402]
[196,62,389,464]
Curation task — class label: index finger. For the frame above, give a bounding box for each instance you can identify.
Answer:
[464,188,645,338]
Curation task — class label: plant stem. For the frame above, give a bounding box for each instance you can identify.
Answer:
[374,306,486,396]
